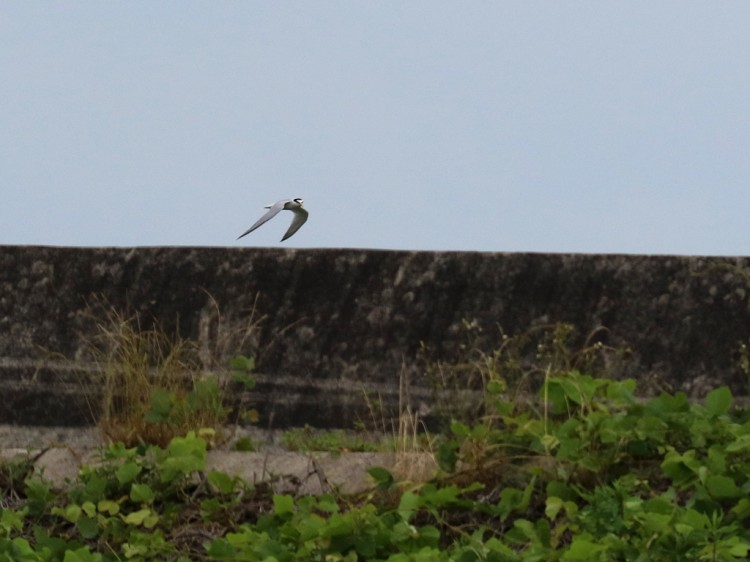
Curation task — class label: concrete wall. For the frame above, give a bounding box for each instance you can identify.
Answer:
[2,245,750,428]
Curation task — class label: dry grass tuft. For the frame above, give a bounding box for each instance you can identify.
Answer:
[78,295,264,448]
[84,310,227,447]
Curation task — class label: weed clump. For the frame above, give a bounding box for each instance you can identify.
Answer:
[421,321,633,426]
[82,309,255,448]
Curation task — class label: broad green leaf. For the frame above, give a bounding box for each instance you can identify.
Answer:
[545,496,564,520]
[123,508,153,526]
[721,537,750,557]
[646,392,690,414]
[231,355,255,372]
[232,370,257,390]
[486,379,505,394]
[640,512,672,532]
[296,513,326,541]
[497,488,523,521]
[143,512,159,528]
[545,380,569,414]
[436,440,458,473]
[726,434,750,452]
[9,538,38,558]
[606,378,636,404]
[116,461,141,485]
[208,470,236,495]
[470,424,490,440]
[97,500,120,515]
[63,547,103,562]
[82,474,108,503]
[422,484,466,507]
[494,398,514,416]
[563,534,604,560]
[679,508,710,531]
[273,494,295,515]
[0,508,26,532]
[535,518,551,548]
[130,483,155,503]
[367,466,395,490]
[705,386,732,416]
[159,433,207,482]
[398,491,422,522]
[417,525,441,546]
[732,498,750,518]
[81,502,96,517]
[59,504,82,523]
[391,520,419,543]
[206,539,236,558]
[76,517,100,540]
[316,496,339,514]
[450,420,470,437]
[122,543,147,558]
[706,474,741,499]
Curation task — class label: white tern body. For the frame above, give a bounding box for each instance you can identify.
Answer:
[237,198,308,242]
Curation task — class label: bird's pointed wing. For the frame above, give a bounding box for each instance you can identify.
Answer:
[281,207,309,241]
[237,200,286,239]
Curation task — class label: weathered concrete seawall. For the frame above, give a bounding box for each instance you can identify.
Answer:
[2,246,750,428]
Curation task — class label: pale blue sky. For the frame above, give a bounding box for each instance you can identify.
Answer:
[2,3,749,254]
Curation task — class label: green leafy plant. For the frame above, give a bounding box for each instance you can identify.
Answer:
[4,376,750,561]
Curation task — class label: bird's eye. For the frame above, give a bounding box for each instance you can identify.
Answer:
[294,198,303,204]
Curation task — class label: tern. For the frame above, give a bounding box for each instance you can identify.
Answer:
[237,198,309,242]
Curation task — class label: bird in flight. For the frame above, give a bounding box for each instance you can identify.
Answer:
[237,198,309,242]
